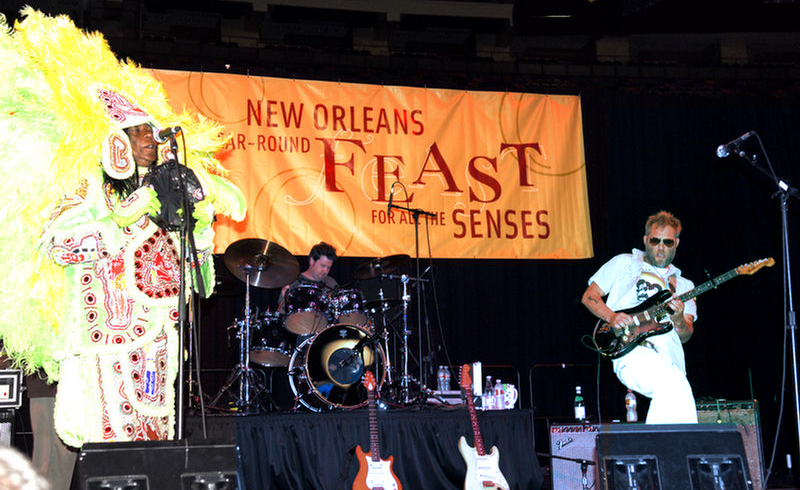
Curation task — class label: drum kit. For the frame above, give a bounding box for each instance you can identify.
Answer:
[211,238,422,413]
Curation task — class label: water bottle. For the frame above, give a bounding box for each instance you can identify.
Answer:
[482,376,494,410]
[437,365,449,392]
[574,386,586,422]
[494,379,505,410]
[625,389,638,422]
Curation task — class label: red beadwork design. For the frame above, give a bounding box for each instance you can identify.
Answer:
[133,231,180,298]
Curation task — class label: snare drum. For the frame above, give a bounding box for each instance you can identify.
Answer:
[327,288,368,325]
[287,323,386,411]
[249,312,294,367]
[283,284,330,335]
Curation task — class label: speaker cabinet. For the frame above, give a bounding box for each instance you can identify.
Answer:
[549,423,601,490]
[77,439,237,490]
[697,400,764,490]
[0,410,13,447]
[596,424,752,490]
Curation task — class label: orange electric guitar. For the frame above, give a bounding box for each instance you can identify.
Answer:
[458,364,509,490]
[353,371,402,490]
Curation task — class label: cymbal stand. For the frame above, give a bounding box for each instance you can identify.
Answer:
[399,274,412,403]
[375,280,393,384]
[209,266,265,412]
[392,273,435,404]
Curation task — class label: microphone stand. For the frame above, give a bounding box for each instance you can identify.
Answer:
[387,198,436,400]
[733,134,800,462]
[166,134,207,441]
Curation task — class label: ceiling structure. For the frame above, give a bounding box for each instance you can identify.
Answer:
[1,0,799,96]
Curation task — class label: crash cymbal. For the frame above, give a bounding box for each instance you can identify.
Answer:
[352,254,410,280]
[223,238,299,289]
[363,298,403,310]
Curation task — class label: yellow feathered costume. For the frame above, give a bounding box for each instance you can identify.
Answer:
[0,8,245,447]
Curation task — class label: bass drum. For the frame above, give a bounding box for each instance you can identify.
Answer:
[288,323,386,411]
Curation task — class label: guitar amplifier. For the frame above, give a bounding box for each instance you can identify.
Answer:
[696,399,764,490]
[549,423,600,490]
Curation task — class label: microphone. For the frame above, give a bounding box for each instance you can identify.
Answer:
[387,184,395,216]
[153,126,182,144]
[716,131,755,158]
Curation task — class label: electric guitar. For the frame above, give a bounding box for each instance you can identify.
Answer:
[593,257,774,359]
[353,371,402,490]
[458,364,510,490]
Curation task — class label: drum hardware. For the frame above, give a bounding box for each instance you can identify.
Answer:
[209,239,298,413]
[362,298,403,311]
[386,272,433,405]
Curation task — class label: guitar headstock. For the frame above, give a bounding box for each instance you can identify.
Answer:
[364,371,376,392]
[460,364,472,392]
[737,257,775,275]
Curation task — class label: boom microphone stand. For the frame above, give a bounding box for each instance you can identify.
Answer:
[725,131,800,462]
[387,181,436,397]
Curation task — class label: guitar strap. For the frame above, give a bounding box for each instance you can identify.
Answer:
[668,275,678,293]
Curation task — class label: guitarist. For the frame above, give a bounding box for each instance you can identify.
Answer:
[581,211,698,423]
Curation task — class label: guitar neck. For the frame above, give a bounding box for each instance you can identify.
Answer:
[367,388,381,461]
[642,266,741,320]
[465,389,486,456]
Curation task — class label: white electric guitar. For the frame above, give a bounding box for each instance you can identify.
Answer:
[458,364,510,490]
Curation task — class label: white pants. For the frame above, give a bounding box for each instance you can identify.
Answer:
[614,346,698,424]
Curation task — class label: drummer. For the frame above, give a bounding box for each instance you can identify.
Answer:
[278,241,339,313]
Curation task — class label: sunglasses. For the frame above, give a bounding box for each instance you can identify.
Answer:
[648,237,677,248]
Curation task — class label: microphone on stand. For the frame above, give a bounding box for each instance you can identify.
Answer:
[153,126,182,144]
[387,184,395,216]
[716,131,755,158]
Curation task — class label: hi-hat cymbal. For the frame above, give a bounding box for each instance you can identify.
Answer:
[223,238,299,289]
[352,254,410,280]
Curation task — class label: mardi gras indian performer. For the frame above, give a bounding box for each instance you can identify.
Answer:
[0,8,245,449]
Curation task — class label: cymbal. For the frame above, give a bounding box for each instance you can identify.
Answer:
[352,254,410,280]
[223,238,299,289]
[363,299,403,310]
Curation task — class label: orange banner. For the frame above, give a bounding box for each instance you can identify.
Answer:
[152,69,592,259]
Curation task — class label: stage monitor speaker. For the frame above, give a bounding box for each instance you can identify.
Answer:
[697,399,764,490]
[596,424,752,490]
[0,410,13,447]
[77,439,237,490]
[549,423,601,490]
